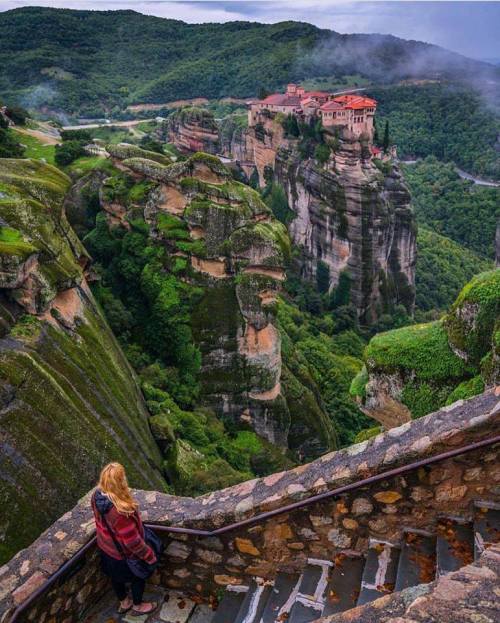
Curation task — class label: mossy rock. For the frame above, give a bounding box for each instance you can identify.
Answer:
[106,142,172,166]
[0,158,88,299]
[444,269,500,367]
[354,425,382,443]
[164,438,207,487]
[0,293,166,564]
[365,320,472,382]
[149,413,176,449]
[0,226,37,258]
[445,375,485,406]
[229,221,290,266]
[350,365,368,401]
[235,272,281,329]
[185,198,249,256]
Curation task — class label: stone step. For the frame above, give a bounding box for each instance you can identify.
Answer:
[474,502,500,560]
[260,572,302,623]
[394,530,436,591]
[155,591,196,623]
[234,579,274,623]
[212,587,248,623]
[287,559,332,623]
[188,604,216,623]
[322,553,365,616]
[357,540,400,606]
[287,596,325,623]
[436,518,474,576]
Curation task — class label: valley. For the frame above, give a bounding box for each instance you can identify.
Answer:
[0,5,498,586]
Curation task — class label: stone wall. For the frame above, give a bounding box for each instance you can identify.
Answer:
[1,390,498,622]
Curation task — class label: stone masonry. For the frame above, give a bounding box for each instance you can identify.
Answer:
[1,389,498,622]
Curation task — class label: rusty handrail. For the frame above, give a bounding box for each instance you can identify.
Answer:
[8,432,500,622]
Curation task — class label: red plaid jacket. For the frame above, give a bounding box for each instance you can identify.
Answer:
[92,490,156,563]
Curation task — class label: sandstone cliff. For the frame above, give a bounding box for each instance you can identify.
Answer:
[172,108,417,323]
[0,158,166,563]
[97,145,337,459]
[166,107,220,155]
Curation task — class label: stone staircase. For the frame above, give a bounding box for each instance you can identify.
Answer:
[82,502,499,623]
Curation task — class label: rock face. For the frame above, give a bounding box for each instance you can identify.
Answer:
[167,108,220,155]
[102,146,336,454]
[274,137,416,322]
[0,158,165,563]
[184,108,417,322]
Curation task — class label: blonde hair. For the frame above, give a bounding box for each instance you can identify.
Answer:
[98,462,138,515]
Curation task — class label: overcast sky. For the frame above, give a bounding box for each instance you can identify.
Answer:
[1,1,498,61]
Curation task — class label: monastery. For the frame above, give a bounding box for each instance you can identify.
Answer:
[248,83,377,138]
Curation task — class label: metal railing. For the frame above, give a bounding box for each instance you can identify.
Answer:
[8,432,500,623]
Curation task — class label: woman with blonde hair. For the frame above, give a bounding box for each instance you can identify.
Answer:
[92,462,160,616]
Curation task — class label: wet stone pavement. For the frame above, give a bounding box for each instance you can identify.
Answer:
[82,587,201,623]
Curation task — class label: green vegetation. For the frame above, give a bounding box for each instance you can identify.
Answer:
[353,425,381,443]
[0,226,36,257]
[82,154,297,490]
[373,84,500,180]
[144,384,293,495]
[365,321,471,381]
[361,270,499,419]
[11,129,55,164]
[445,376,484,405]
[445,269,500,367]
[278,299,373,446]
[0,108,24,158]
[66,155,113,177]
[415,227,492,313]
[403,158,499,259]
[1,7,496,117]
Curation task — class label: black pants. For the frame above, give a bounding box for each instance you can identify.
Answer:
[111,576,145,605]
[101,552,145,605]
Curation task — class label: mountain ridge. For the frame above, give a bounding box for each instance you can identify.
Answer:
[0,7,498,116]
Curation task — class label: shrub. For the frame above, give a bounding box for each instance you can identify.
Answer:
[55,140,86,166]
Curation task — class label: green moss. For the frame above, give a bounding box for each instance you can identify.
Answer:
[106,142,172,166]
[445,269,500,366]
[365,320,471,381]
[354,426,382,443]
[445,375,485,405]
[175,239,207,256]
[349,365,368,400]
[0,159,86,290]
[157,213,190,240]
[128,179,155,204]
[400,381,454,419]
[229,221,290,266]
[190,151,229,175]
[0,226,37,257]
[9,314,41,340]
[0,300,165,564]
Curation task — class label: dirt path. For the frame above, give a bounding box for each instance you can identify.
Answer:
[62,119,148,131]
[16,127,60,145]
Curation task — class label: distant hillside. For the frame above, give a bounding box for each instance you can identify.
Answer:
[0,7,498,116]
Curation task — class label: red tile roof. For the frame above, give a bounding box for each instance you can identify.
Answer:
[260,93,302,107]
[330,94,377,110]
[320,100,344,111]
[255,90,377,113]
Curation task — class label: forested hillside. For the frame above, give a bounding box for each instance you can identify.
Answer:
[373,84,500,180]
[0,7,498,117]
[402,158,499,257]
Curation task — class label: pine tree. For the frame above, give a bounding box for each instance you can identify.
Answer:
[383,120,390,153]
